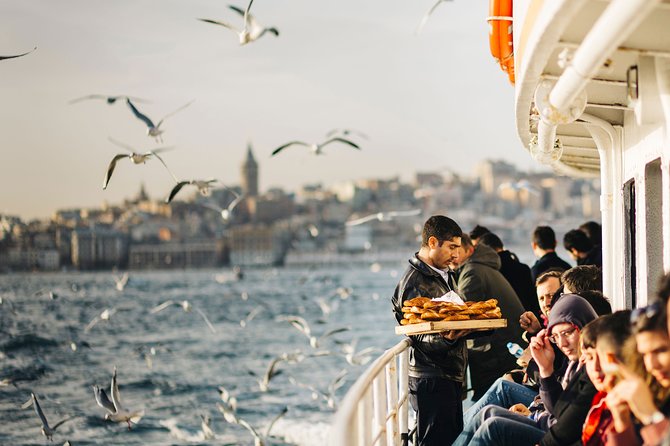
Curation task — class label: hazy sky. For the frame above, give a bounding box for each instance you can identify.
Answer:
[0,0,537,220]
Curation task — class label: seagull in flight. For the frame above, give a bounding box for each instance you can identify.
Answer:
[200,191,245,221]
[68,94,146,105]
[165,179,220,204]
[289,369,348,409]
[415,0,453,35]
[113,272,129,291]
[271,137,360,157]
[198,0,279,46]
[497,179,541,195]
[345,209,422,226]
[326,128,368,140]
[126,98,193,142]
[103,138,174,190]
[150,299,217,334]
[85,308,117,332]
[278,315,350,349]
[217,402,287,446]
[27,393,73,441]
[93,366,144,429]
[1,46,36,61]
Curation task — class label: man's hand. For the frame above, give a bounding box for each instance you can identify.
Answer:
[529,329,555,377]
[509,403,531,416]
[519,311,542,334]
[440,329,474,341]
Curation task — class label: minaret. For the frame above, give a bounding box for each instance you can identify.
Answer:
[241,142,259,197]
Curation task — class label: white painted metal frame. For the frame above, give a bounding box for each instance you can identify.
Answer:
[330,339,411,446]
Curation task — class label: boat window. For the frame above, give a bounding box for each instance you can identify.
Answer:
[624,179,636,309]
[645,159,664,297]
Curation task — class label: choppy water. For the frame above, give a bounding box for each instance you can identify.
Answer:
[0,262,403,445]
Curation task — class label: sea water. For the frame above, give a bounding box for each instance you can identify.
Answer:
[0,263,403,445]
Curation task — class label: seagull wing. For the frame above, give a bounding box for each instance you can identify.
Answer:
[84,315,101,332]
[126,99,155,128]
[194,307,217,334]
[107,137,135,153]
[150,300,175,314]
[320,137,360,150]
[166,181,189,204]
[386,209,422,218]
[317,327,351,345]
[345,213,379,227]
[328,369,349,395]
[0,46,36,61]
[50,416,74,431]
[228,4,247,18]
[271,141,308,156]
[285,316,311,339]
[68,94,107,104]
[31,393,51,430]
[197,18,240,33]
[415,0,448,35]
[103,154,128,190]
[263,406,288,439]
[237,418,261,443]
[156,100,194,128]
[110,367,124,411]
[150,150,179,183]
[227,193,245,212]
[93,385,116,413]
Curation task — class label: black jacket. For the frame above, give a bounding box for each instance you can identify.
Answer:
[539,366,598,446]
[392,254,467,381]
[530,251,572,282]
[499,250,540,316]
[577,247,602,268]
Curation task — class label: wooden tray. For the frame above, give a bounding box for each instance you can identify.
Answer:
[395,318,507,335]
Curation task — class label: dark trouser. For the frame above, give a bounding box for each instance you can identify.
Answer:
[409,376,463,446]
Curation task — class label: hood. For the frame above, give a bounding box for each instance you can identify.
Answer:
[547,293,598,333]
[465,243,501,270]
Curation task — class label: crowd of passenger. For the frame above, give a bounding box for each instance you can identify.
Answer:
[393,216,670,446]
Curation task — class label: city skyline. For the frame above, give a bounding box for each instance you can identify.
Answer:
[1,1,538,220]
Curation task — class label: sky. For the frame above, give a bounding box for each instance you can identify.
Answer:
[0,0,538,220]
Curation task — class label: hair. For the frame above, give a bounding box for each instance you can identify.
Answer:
[460,233,474,250]
[593,310,632,360]
[577,290,612,316]
[469,225,491,241]
[581,317,606,350]
[477,232,504,251]
[657,271,670,304]
[563,229,594,254]
[561,265,603,293]
[535,269,564,287]
[532,226,557,250]
[421,215,463,247]
[579,221,602,247]
[633,300,668,335]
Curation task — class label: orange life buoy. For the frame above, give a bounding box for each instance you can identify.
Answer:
[488,0,514,84]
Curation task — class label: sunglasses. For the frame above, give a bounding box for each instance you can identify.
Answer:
[630,301,663,324]
[548,325,579,344]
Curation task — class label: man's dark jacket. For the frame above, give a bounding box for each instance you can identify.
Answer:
[577,247,603,268]
[392,254,467,382]
[457,243,526,398]
[498,250,540,316]
[530,251,572,282]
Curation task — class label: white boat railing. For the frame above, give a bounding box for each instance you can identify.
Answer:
[330,338,412,446]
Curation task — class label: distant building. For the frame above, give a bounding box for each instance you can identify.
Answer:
[71,227,127,270]
[241,143,259,197]
[228,222,291,266]
[128,240,220,269]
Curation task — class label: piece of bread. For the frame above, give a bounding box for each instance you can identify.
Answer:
[404,297,432,307]
[400,318,410,325]
[440,313,470,321]
[420,310,444,321]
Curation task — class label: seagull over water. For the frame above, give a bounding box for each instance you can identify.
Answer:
[113,272,129,291]
[278,315,350,349]
[201,190,245,221]
[150,299,217,334]
[27,393,73,441]
[126,98,193,142]
[415,0,453,35]
[0,46,36,61]
[198,0,279,46]
[85,308,117,332]
[271,137,360,157]
[166,179,220,204]
[217,402,287,446]
[103,138,174,190]
[68,94,146,105]
[93,366,144,429]
[345,209,422,226]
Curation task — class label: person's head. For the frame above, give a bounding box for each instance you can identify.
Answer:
[563,229,594,261]
[579,221,602,247]
[632,300,670,388]
[419,215,463,269]
[450,233,474,269]
[536,270,563,316]
[576,290,612,316]
[561,265,603,294]
[532,226,557,256]
[477,232,504,252]
[581,317,607,392]
[547,294,598,361]
[469,225,491,245]
[591,311,632,392]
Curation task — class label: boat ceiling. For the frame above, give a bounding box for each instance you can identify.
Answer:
[516,0,670,177]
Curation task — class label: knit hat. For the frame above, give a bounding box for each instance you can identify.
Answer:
[547,293,598,333]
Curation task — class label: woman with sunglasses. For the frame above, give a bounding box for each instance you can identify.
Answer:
[605,300,670,446]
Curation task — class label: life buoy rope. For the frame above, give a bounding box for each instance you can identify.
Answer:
[488,0,515,84]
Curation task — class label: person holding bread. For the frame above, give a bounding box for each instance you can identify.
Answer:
[392,215,473,446]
